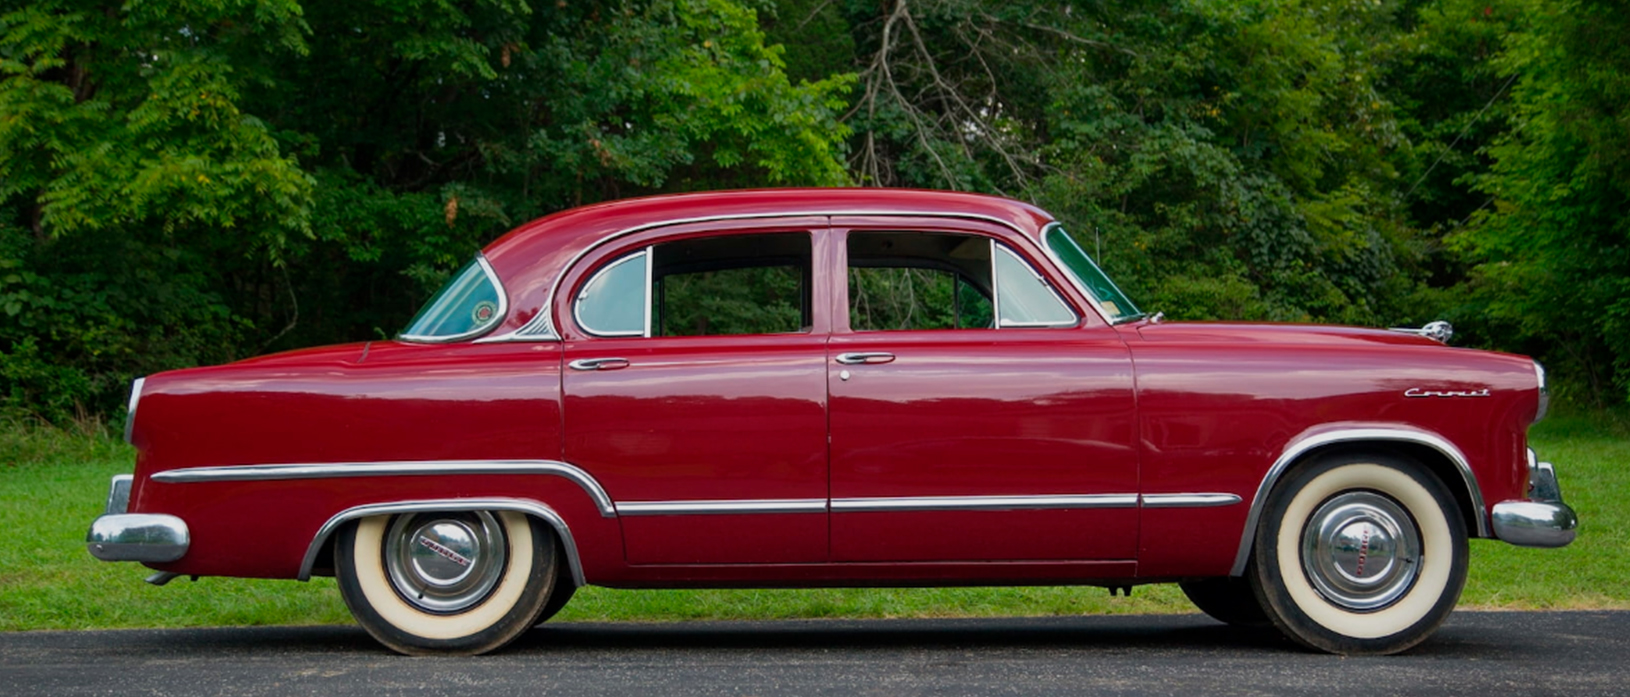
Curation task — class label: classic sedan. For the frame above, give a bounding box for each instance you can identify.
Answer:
[87,188,1576,656]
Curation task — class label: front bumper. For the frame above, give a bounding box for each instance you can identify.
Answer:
[86,474,189,563]
[1491,457,1578,548]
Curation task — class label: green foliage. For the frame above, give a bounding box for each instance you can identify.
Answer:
[1450,0,1630,404]
[0,0,852,422]
[658,266,805,336]
[3,0,1628,417]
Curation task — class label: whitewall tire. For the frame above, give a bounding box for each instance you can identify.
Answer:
[1249,454,1468,655]
[336,510,559,655]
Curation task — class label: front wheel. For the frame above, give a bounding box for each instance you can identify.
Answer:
[1249,454,1468,655]
[336,510,559,655]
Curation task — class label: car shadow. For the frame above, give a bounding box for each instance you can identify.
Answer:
[507,615,1294,654]
[78,614,1518,660]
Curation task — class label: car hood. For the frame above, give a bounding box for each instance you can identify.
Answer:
[1133,321,1447,348]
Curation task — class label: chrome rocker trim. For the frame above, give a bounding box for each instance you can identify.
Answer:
[87,513,189,563]
[1140,493,1243,508]
[1230,427,1488,577]
[1491,458,1578,548]
[621,493,1242,515]
[299,498,588,587]
[151,460,616,518]
[831,494,1139,512]
[618,499,827,516]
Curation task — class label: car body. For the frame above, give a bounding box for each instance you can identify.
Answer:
[88,188,1577,655]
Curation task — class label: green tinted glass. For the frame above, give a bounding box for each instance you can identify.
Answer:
[400,257,504,340]
[1043,227,1142,323]
[995,246,1076,326]
[576,250,649,336]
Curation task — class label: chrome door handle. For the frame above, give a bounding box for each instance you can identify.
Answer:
[835,352,896,365]
[569,357,630,371]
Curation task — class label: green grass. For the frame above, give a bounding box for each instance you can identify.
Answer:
[1,412,1624,631]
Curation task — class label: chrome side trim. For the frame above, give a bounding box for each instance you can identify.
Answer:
[123,377,145,445]
[831,494,1138,512]
[105,474,133,516]
[297,498,587,587]
[478,307,559,343]
[87,513,190,563]
[1229,427,1488,577]
[478,209,1117,343]
[399,254,510,344]
[616,499,828,516]
[1140,493,1243,509]
[612,493,1239,516]
[150,460,616,518]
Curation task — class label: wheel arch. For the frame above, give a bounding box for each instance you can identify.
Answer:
[1229,427,1488,577]
[299,498,587,587]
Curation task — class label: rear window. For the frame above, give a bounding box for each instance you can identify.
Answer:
[400,256,506,342]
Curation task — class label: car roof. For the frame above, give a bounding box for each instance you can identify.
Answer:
[479,188,1057,330]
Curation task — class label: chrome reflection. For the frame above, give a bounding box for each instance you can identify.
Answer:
[150,460,616,518]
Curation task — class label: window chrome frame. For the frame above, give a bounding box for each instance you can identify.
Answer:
[572,247,652,338]
[399,254,510,343]
[480,210,1121,343]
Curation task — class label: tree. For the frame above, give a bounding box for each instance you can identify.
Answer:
[1,0,852,421]
[1453,0,1630,404]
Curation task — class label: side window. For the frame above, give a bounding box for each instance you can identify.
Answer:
[576,249,649,336]
[994,246,1078,326]
[846,231,1075,332]
[575,233,812,338]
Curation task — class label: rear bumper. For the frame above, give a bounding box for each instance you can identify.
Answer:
[87,514,190,562]
[86,474,190,563]
[1491,458,1578,548]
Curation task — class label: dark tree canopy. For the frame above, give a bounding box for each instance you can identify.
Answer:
[3,0,1627,421]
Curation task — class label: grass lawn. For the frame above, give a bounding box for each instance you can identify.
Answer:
[1,412,1624,631]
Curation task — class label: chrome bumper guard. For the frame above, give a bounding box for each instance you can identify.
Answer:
[1491,458,1578,548]
[86,474,189,563]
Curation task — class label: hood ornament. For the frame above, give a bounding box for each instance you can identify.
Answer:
[1389,320,1453,344]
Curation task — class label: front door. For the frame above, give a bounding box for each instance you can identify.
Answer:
[826,221,1139,562]
[561,220,831,565]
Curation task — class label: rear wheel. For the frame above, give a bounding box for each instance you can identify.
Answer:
[336,510,559,655]
[1249,454,1468,655]
[1180,577,1270,627]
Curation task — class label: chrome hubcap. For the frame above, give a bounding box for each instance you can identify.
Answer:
[1301,492,1421,612]
[384,512,507,613]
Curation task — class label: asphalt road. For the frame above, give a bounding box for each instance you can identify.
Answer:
[2,611,1624,696]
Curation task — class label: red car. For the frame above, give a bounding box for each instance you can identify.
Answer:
[87,189,1576,656]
